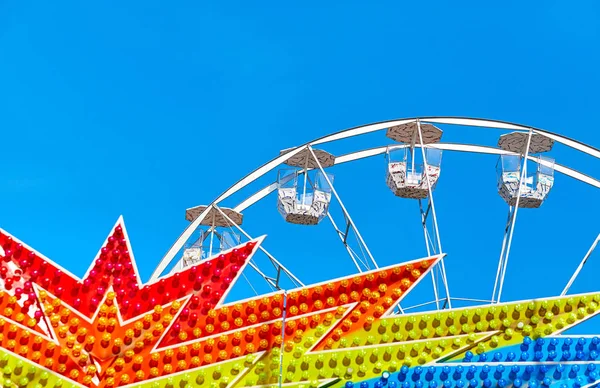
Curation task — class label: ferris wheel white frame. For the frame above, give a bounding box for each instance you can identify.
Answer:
[150,116,600,311]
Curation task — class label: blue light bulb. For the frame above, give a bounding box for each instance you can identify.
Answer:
[565,338,573,347]
[529,380,538,388]
[514,379,522,388]
[345,382,355,388]
[361,382,369,388]
[536,338,545,348]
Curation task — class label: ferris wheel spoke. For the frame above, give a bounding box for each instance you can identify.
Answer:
[212,205,305,289]
[561,232,600,296]
[416,120,452,310]
[494,129,534,303]
[327,187,370,272]
[308,146,379,270]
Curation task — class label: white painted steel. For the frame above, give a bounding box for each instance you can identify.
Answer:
[151,146,306,281]
[417,120,451,309]
[229,144,600,219]
[308,146,379,269]
[151,117,600,281]
[534,129,600,159]
[496,129,534,303]
[561,233,600,296]
[214,205,305,288]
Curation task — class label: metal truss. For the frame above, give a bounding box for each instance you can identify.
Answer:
[308,146,378,273]
[150,117,600,294]
[491,129,533,304]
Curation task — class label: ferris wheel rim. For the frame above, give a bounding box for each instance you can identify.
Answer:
[151,116,600,282]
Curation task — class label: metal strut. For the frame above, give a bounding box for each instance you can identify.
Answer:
[416,120,452,309]
[308,146,379,272]
[212,205,305,290]
[561,233,600,296]
[491,129,533,303]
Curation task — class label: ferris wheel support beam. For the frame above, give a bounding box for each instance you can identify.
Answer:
[493,129,534,304]
[561,232,600,296]
[308,146,379,270]
[417,120,452,309]
[419,199,440,310]
[212,205,305,289]
[326,213,366,273]
[153,117,600,282]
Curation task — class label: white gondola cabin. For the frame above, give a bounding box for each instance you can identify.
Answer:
[277,148,335,225]
[277,168,333,225]
[386,146,443,199]
[178,206,243,269]
[496,131,555,208]
[496,155,555,208]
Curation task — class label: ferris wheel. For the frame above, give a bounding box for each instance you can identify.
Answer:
[1,116,600,388]
[150,116,600,314]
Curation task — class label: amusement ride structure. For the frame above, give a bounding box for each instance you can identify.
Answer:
[0,117,599,388]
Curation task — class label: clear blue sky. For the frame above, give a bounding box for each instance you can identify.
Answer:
[1,2,599,331]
